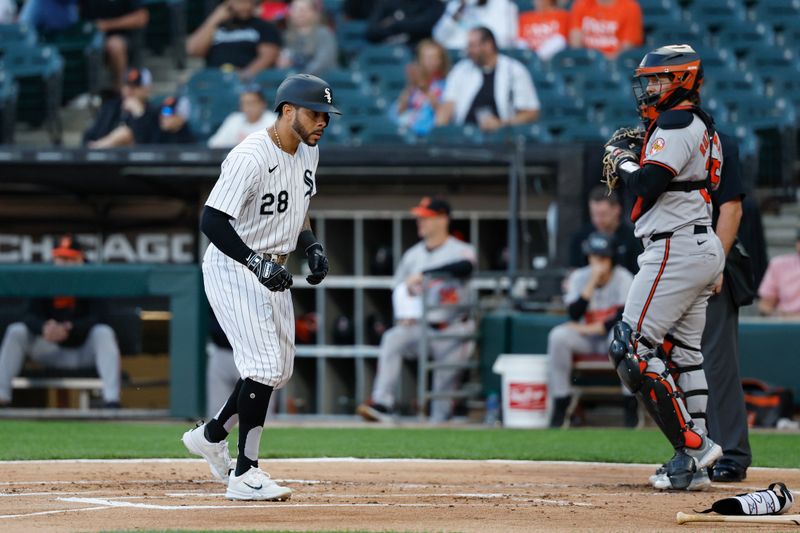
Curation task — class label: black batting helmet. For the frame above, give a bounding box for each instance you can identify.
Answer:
[274,73,341,115]
[582,232,615,259]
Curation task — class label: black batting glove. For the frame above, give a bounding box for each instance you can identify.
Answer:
[246,252,293,292]
[305,243,328,285]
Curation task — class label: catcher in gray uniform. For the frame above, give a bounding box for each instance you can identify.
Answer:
[603,44,725,491]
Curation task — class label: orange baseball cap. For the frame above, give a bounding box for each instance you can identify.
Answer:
[410,197,451,218]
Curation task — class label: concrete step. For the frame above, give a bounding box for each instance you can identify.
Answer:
[762,214,799,228]
[767,245,796,259]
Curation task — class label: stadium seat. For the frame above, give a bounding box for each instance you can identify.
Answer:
[751,0,800,33]
[352,45,412,74]
[703,71,764,102]
[615,47,649,73]
[742,46,800,98]
[689,46,736,74]
[556,122,607,144]
[183,69,243,140]
[143,0,188,68]
[0,24,37,52]
[354,120,412,146]
[501,48,535,66]
[0,68,18,143]
[640,0,682,29]
[713,22,774,56]
[548,49,609,85]
[646,21,705,49]
[426,124,482,145]
[253,68,296,101]
[685,0,746,32]
[482,123,554,145]
[528,70,567,102]
[41,22,103,103]
[2,44,63,143]
[727,98,796,130]
[335,19,369,60]
[447,48,465,66]
[371,67,407,102]
[538,94,587,120]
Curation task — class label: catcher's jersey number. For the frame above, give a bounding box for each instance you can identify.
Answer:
[260,190,289,215]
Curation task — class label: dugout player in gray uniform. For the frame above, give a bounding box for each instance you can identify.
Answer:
[604,45,725,490]
[182,74,338,501]
[548,232,633,428]
[704,132,751,482]
[357,197,477,423]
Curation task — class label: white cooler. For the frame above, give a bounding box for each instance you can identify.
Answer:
[492,354,549,428]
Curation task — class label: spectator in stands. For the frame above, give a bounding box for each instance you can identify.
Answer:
[83,67,159,148]
[433,0,519,50]
[277,0,338,75]
[365,0,445,47]
[187,0,282,79]
[547,231,635,427]
[207,85,277,148]
[568,0,642,58]
[343,0,371,20]
[389,39,449,137]
[19,0,77,32]
[356,197,477,423]
[81,0,149,89]
[569,186,641,274]
[0,235,121,409]
[757,229,800,318]
[435,27,539,132]
[0,0,15,23]
[260,0,290,25]
[517,0,569,61]
[150,96,196,144]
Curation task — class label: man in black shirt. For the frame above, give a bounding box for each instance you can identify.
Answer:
[80,0,149,89]
[0,235,121,408]
[151,96,196,144]
[569,186,642,274]
[84,67,159,148]
[365,0,444,46]
[186,0,282,78]
[702,132,751,483]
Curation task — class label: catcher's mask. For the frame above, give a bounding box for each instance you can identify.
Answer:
[632,44,703,124]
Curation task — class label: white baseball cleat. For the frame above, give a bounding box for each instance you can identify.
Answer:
[685,436,723,470]
[226,466,292,501]
[182,424,233,484]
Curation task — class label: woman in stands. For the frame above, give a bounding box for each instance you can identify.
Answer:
[390,39,450,138]
[277,0,339,75]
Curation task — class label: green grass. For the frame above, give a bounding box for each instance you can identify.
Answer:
[1,421,799,467]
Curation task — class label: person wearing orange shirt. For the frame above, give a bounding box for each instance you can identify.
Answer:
[518,0,569,61]
[568,0,643,58]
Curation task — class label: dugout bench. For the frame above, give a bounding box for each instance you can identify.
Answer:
[0,264,206,417]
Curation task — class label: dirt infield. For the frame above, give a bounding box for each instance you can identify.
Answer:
[1,459,798,532]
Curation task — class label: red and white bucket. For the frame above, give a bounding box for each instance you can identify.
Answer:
[492,354,549,428]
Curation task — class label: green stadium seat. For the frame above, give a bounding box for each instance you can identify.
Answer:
[183,69,243,140]
[0,68,18,143]
[714,22,774,55]
[645,21,705,49]
[426,124,482,145]
[0,23,37,52]
[557,122,607,144]
[41,22,103,103]
[640,0,682,29]
[143,0,188,68]
[336,19,368,60]
[253,68,296,101]
[751,0,800,33]
[686,0,746,32]
[615,47,649,73]
[2,44,63,143]
[352,45,411,74]
[528,70,567,102]
[354,120,412,146]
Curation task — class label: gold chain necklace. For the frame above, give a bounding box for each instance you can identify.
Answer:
[270,126,283,152]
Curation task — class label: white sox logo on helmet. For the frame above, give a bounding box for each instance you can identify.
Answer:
[323,88,332,104]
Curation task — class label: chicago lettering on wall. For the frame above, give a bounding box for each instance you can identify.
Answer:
[0,233,196,263]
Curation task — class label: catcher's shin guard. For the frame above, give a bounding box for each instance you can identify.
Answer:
[637,362,704,450]
[608,321,645,392]
[663,335,709,434]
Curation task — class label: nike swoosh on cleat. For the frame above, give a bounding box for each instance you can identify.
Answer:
[244,482,263,490]
[269,164,278,173]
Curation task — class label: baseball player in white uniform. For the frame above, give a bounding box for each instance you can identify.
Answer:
[604,45,726,490]
[182,74,339,501]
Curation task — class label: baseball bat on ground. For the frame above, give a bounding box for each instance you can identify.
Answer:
[676,511,800,526]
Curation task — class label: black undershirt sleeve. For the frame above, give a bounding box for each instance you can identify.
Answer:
[200,206,255,266]
[567,297,589,321]
[423,260,474,279]
[619,162,676,201]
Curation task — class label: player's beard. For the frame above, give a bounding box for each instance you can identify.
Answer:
[292,115,322,146]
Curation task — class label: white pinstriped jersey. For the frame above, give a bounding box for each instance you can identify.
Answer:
[204,129,318,261]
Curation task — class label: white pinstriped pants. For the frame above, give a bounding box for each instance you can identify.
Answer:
[203,256,295,390]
